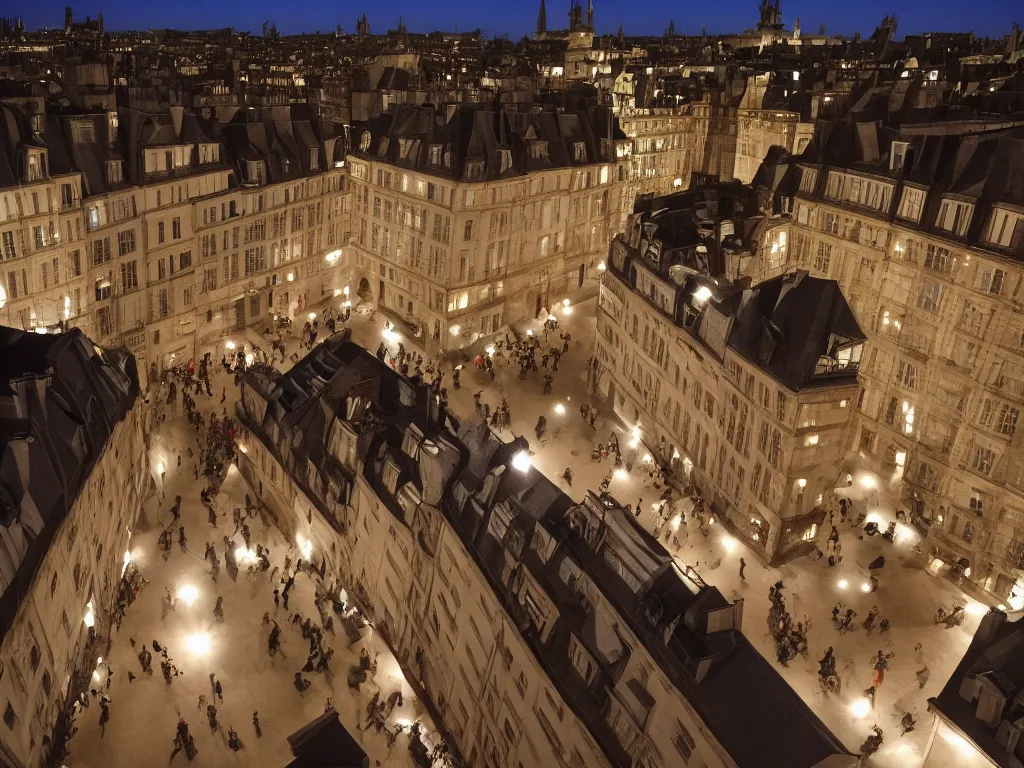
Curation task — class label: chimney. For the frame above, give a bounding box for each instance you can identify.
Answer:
[170,105,184,139]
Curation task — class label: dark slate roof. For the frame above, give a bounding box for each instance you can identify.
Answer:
[0,327,140,644]
[929,611,1024,765]
[350,101,617,182]
[285,709,368,768]
[726,272,866,391]
[236,336,852,768]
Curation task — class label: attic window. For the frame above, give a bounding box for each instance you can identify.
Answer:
[378,137,390,157]
[528,141,549,161]
[465,160,484,181]
[758,327,777,365]
[428,145,442,166]
[76,123,96,143]
[245,160,265,185]
[498,150,512,174]
[106,160,122,185]
[309,148,319,170]
[359,132,371,152]
[398,138,414,160]
[573,142,587,162]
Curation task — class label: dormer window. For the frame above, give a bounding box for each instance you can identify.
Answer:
[428,145,442,166]
[378,137,390,157]
[359,132,371,152]
[198,144,220,164]
[25,149,46,182]
[245,160,265,185]
[465,160,484,181]
[937,198,973,237]
[498,149,512,174]
[76,123,96,143]
[573,142,587,162]
[106,160,122,185]
[529,141,549,161]
[398,138,414,160]
[309,148,319,170]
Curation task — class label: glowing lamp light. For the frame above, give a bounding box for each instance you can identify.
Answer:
[83,610,96,628]
[245,353,254,366]
[562,306,573,315]
[837,579,848,590]
[526,330,533,337]
[97,657,103,665]
[382,327,400,343]
[555,403,566,415]
[628,438,639,450]
[157,461,166,475]
[861,583,872,593]
[308,312,317,321]
[670,515,682,530]
[177,585,199,606]
[861,475,877,490]
[708,517,714,525]
[485,345,496,356]
[597,262,606,271]
[343,286,350,295]
[239,444,247,454]
[235,546,258,563]
[797,478,807,489]
[296,533,313,559]
[631,426,641,440]
[642,454,652,463]
[965,602,987,616]
[226,341,236,350]
[614,468,628,480]
[287,272,295,282]
[186,633,212,655]
[122,550,132,576]
[395,717,413,728]
[851,698,872,719]
[562,298,570,308]
[511,451,531,472]
[722,536,736,552]
[449,324,461,336]
[693,286,713,303]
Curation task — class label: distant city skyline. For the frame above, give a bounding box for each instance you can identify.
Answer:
[6,0,1020,41]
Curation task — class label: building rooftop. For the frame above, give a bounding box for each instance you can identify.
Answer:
[929,609,1024,765]
[236,334,852,768]
[611,186,866,392]
[0,327,140,643]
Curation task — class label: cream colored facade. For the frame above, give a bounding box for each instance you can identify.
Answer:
[732,75,813,185]
[0,125,349,390]
[0,395,147,768]
[345,158,620,350]
[616,110,702,225]
[593,266,860,561]
[235,362,850,768]
[748,161,1024,600]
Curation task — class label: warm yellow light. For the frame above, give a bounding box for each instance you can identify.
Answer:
[526,330,533,337]
[722,536,736,551]
[485,345,496,356]
[797,478,807,489]
[83,610,95,628]
[308,312,317,320]
[562,306,573,315]
[851,698,871,718]
[450,325,461,336]
[614,468,628,480]
[235,546,257,563]
[186,633,212,655]
[562,298,570,308]
[598,262,606,271]
[239,444,247,454]
[287,272,295,282]
[177,585,199,606]
[837,579,848,589]
[861,583,872,593]
[694,286,713,303]
[642,454,652,463]
[555,404,566,415]
[226,341,236,350]
[511,452,531,472]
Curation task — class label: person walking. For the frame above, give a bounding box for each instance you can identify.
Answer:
[214,597,224,622]
[252,711,262,738]
[178,527,188,554]
[739,557,747,581]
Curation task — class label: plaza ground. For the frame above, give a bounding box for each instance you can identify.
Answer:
[69,294,989,767]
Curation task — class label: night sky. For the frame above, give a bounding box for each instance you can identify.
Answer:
[7,0,1019,41]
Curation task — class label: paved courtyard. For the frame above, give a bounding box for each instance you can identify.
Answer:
[69,293,991,767]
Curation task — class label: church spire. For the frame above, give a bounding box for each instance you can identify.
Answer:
[537,0,547,35]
